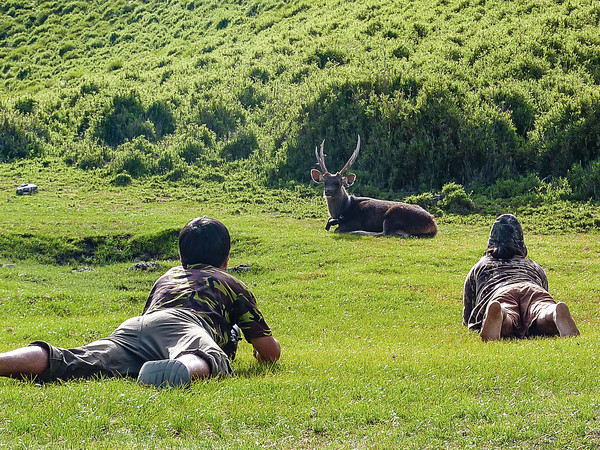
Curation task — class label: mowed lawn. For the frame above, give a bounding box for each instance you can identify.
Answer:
[1,179,600,448]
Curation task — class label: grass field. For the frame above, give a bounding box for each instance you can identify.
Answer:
[3,0,600,447]
[1,165,600,448]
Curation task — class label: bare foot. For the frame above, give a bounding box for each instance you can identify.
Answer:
[481,300,503,342]
[554,302,580,337]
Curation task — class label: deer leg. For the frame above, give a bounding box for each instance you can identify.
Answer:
[386,229,410,237]
[382,219,410,237]
[348,230,384,236]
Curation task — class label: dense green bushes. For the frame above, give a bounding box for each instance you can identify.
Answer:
[2,0,600,202]
[0,107,46,161]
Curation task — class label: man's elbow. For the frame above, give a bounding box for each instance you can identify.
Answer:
[261,340,281,363]
[252,336,281,363]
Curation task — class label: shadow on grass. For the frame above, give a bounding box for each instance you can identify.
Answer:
[232,361,282,379]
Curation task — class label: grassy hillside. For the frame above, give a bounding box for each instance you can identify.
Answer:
[1,0,600,197]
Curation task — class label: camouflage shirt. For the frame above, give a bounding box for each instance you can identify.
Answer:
[462,255,549,331]
[143,264,272,356]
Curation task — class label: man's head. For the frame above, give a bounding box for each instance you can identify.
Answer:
[179,217,230,268]
[485,214,527,259]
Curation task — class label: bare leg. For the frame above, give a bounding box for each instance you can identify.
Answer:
[0,346,49,378]
[534,302,579,337]
[481,301,514,342]
[175,353,210,379]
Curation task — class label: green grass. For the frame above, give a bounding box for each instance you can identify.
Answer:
[1,166,600,448]
[2,0,600,446]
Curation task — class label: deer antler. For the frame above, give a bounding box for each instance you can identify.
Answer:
[315,139,328,173]
[340,135,360,176]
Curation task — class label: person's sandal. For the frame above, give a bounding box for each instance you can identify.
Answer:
[138,359,191,388]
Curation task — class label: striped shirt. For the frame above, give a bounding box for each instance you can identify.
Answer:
[463,255,548,330]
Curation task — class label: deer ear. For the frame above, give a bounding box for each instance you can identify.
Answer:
[311,169,324,183]
[345,173,356,186]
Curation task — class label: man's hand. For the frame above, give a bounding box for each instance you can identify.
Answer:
[250,336,281,363]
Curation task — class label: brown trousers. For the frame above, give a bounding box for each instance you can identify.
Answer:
[491,282,556,338]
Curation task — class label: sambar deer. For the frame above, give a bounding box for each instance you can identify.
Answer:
[310,136,438,237]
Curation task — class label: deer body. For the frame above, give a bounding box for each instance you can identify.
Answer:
[311,136,438,237]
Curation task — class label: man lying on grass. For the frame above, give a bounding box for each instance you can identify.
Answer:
[463,214,580,342]
[0,217,281,387]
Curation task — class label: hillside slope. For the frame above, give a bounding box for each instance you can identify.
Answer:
[1,0,600,195]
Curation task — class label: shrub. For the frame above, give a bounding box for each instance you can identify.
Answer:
[0,109,44,161]
[111,171,132,186]
[404,191,439,212]
[534,91,600,177]
[249,66,270,83]
[238,83,267,109]
[481,174,546,199]
[95,92,153,147]
[568,161,600,201]
[178,140,205,164]
[220,129,258,161]
[195,99,245,139]
[488,85,536,137]
[306,47,348,69]
[110,138,154,177]
[64,140,110,170]
[107,59,123,71]
[58,42,76,57]
[147,100,176,138]
[438,182,475,214]
[14,97,36,114]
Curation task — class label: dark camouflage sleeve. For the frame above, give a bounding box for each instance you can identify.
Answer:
[230,287,272,342]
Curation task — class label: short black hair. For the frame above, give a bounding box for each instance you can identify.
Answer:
[178,217,230,268]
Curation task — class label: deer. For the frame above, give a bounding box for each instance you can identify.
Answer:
[310,135,438,237]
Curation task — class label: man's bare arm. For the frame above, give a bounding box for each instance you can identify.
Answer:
[250,336,281,363]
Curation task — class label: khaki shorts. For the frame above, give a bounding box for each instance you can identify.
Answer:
[31,308,232,382]
[492,282,556,338]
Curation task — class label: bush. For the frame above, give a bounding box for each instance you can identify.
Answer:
[4,0,600,202]
[534,91,600,177]
[95,92,153,147]
[0,109,45,161]
[220,129,258,161]
[438,182,475,214]
[404,191,439,213]
[110,138,154,177]
[238,83,267,109]
[306,47,349,69]
[479,174,543,199]
[195,99,245,139]
[14,97,36,114]
[111,171,132,186]
[147,100,176,138]
[568,161,600,201]
[63,140,110,170]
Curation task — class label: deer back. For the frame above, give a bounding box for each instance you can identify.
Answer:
[335,196,396,233]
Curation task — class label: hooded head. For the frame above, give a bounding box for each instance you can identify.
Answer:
[485,214,527,259]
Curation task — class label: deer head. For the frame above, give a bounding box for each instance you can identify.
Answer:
[310,135,360,198]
